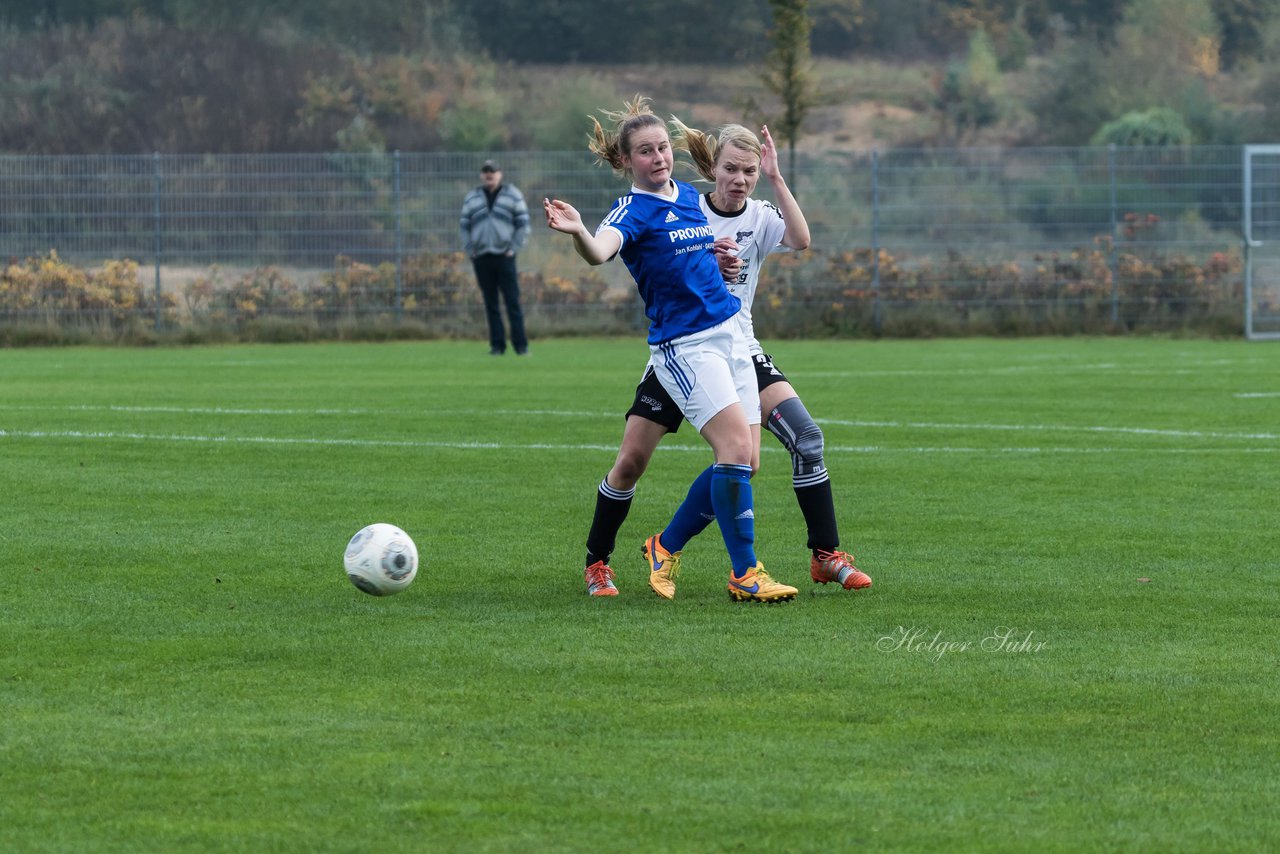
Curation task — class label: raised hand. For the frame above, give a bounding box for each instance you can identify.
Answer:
[760,124,780,181]
[543,198,583,234]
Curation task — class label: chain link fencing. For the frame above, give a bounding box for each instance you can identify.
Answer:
[1,146,1271,339]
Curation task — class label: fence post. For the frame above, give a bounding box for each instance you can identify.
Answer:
[1108,144,1119,326]
[394,150,403,320]
[871,149,881,335]
[153,151,162,329]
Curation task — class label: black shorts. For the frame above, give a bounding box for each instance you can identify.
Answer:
[752,352,790,393]
[625,353,790,433]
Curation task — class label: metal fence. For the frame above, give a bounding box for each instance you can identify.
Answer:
[2,146,1278,338]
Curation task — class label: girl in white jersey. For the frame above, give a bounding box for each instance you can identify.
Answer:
[577,120,873,598]
[544,97,798,603]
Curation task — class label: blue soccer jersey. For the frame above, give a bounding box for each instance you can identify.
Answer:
[596,180,741,344]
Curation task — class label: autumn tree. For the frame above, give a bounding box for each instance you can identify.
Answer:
[763,0,816,177]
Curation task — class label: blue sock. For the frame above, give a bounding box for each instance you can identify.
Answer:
[659,465,716,553]
[710,463,756,575]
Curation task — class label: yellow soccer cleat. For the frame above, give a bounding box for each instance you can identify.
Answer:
[641,533,681,600]
[727,562,797,603]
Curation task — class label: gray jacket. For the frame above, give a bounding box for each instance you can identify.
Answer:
[459,183,530,258]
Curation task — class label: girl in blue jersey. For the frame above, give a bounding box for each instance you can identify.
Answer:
[544,96,798,603]
[577,120,873,599]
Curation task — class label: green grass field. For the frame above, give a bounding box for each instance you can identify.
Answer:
[2,336,1278,852]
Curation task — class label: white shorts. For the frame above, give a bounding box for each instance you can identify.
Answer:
[649,317,761,432]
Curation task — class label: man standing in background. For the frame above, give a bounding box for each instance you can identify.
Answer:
[460,160,530,355]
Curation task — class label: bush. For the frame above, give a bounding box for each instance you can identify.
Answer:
[0,245,1248,346]
[0,251,177,332]
[751,238,1243,338]
[1091,108,1195,146]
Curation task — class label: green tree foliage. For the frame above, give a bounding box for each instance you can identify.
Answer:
[1091,107,1194,145]
[1107,0,1227,143]
[1050,0,1132,39]
[0,16,502,153]
[1114,0,1221,95]
[2,0,1279,153]
[806,0,1129,59]
[1213,0,1278,69]
[438,91,508,152]
[1026,0,1249,145]
[0,18,345,153]
[935,28,1002,142]
[4,0,460,51]
[455,0,773,63]
[520,73,620,150]
[1026,37,1116,144]
[5,0,1274,67]
[1241,15,1280,140]
[763,0,816,176]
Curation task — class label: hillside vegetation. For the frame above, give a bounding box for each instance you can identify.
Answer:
[3,0,1280,154]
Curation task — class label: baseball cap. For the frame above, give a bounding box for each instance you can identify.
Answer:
[480,160,500,173]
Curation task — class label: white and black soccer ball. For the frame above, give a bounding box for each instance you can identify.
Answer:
[343,523,419,596]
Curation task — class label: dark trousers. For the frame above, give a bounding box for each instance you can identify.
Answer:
[471,253,527,353]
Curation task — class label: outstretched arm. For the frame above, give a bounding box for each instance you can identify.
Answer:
[759,125,811,251]
[544,198,622,266]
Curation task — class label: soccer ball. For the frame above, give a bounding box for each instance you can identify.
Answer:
[343,523,419,596]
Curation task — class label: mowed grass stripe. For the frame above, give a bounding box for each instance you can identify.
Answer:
[3,428,1279,456]
[7,403,1280,442]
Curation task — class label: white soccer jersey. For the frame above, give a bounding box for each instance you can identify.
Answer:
[699,194,790,356]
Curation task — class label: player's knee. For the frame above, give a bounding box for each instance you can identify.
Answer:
[722,434,754,467]
[703,422,753,467]
[770,397,826,471]
[610,448,650,488]
[794,422,825,470]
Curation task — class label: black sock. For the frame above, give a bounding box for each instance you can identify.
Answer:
[794,479,839,552]
[585,479,635,567]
